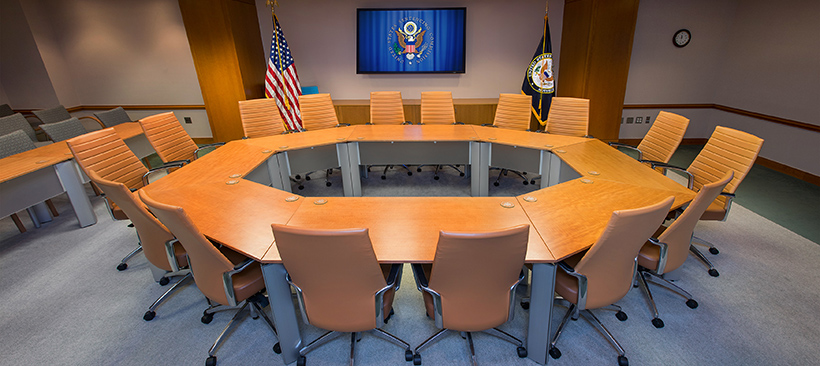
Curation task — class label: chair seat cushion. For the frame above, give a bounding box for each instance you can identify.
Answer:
[222,248,265,302]
[110,202,129,221]
[637,226,667,271]
[700,201,727,221]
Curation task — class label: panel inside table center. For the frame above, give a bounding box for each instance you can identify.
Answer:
[349,124,479,141]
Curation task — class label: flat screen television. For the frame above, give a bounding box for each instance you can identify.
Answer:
[357,8,466,74]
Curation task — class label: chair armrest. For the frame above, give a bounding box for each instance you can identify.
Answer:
[411,263,428,291]
[646,237,670,274]
[584,134,594,139]
[642,161,694,188]
[336,123,352,127]
[454,121,465,125]
[402,121,413,125]
[227,258,255,275]
[193,142,225,159]
[78,116,105,130]
[142,161,187,185]
[365,122,373,125]
[480,123,497,127]
[609,143,643,160]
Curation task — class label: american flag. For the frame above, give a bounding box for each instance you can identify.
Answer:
[265,15,302,131]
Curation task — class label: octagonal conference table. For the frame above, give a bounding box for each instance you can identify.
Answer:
[140,124,695,365]
[0,122,153,228]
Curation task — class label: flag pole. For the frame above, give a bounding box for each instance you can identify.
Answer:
[539,2,548,122]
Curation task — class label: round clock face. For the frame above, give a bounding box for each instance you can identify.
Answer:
[674,29,691,47]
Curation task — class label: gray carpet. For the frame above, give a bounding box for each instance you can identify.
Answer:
[1,165,819,366]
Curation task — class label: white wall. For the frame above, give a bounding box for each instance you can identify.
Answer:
[621,0,820,175]
[3,0,212,137]
[255,0,563,100]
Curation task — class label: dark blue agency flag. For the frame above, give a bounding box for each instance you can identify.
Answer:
[521,10,555,127]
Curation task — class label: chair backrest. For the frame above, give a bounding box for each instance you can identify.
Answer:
[637,111,690,164]
[573,197,674,309]
[139,112,199,163]
[139,189,237,305]
[299,93,339,130]
[39,117,87,142]
[688,126,763,211]
[238,98,287,137]
[657,172,733,273]
[272,224,388,332]
[94,107,132,127]
[0,130,37,158]
[493,94,532,130]
[545,97,589,136]
[0,113,38,142]
[369,91,406,125]
[0,104,13,117]
[33,105,72,124]
[89,170,177,272]
[66,128,149,191]
[421,91,456,125]
[428,224,529,332]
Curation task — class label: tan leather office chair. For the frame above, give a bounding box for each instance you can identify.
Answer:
[88,170,190,321]
[0,130,59,232]
[139,111,224,164]
[420,91,456,125]
[486,94,534,186]
[637,172,733,328]
[609,111,690,173]
[411,225,530,366]
[67,128,184,270]
[140,190,280,366]
[272,224,412,366]
[368,91,413,179]
[418,91,465,179]
[548,197,674,366]
[299,93,346,131]
[295,93,345,187]
[649,126,763,277]
[238,98,289,138]
[543,97,590,137]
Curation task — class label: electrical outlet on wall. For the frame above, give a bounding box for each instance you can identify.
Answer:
[646,116,652,124]
[184,117,192,124]
[626,117,634,124]
[635,117,643,124]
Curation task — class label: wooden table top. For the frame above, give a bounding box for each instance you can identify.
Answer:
[0,122,144,182]
[471,126,590,151]
[242,126,356,151]
[266,196,554,264]
[348,124,479,142]
[517,178,694,260]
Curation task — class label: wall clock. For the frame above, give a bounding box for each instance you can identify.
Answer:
[674,29,691,48]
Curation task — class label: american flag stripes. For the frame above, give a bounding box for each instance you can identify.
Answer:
[265,15,302,131]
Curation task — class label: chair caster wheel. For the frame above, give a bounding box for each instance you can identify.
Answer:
[517,346,527,358]
[305,176,311,181]
[493,182,500,187]
[413,353,421,365]
[407,172,412,176]
[548,346,561,359]
[381,175,387,180]
[294,175,302,180]
[159,277,170,286]
[459,172,465,177]
[297,355,306,366]
[652,317,664,328]
[522,180,529,185]
[530,179,536,185]
[520,301,530,310]
[405,349,413,361]
[326,182,332,187]
[615,311,628,321]
[618,355,629,366]
[205,355,217,366]
[116,263,127,271]
[201,312,213,324]
[686,299,699,309]
[709,247,719,255]
[273,342,281,354]
[128,223,134,227]
[298,185,305,190]
[433,176,439,180]
[708,269,720,277]
[143,311,156,321]
[417,168,422,172]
